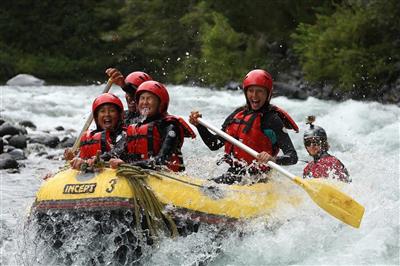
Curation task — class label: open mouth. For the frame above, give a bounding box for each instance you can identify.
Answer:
[102,118,113,127]
[250,99,261,107]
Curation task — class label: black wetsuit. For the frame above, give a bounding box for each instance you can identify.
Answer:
[196,105,298,184]
[106,114,182,169]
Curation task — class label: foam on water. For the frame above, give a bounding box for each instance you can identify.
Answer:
[1,84,399,265]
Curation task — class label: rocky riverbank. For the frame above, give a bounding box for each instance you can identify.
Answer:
[0,119,76,171]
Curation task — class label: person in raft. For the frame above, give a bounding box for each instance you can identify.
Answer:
[105,68,153,125]
[65,93,125,170]
[189,69,298,184]
[303,116,350,183]
[108,80,196,172]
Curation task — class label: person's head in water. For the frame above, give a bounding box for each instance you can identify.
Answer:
[303,116,329,157]
[123,71,152,113]
[135,81,169,117]
[242,69,273,111]
[92,93,123,131]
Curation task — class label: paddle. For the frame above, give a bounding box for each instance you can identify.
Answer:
[71,79,113,153]
[197,117,365,228]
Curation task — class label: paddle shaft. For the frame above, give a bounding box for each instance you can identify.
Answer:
[197,118,296,180]
[71,79,113,153]
[198,118,365,228]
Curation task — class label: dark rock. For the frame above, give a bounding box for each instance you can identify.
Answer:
[321,84,334,99]
[45,136,60,148]
[381,80,400,104]
[0,138,3,154]
[0,118,5,126]
[291,70,302,79]
[59,136,77,148]
[276,73,290,83]
[18,120,37,130]
[17,126,28,135]
[36,151,48,157]
[8,135,27,149]
[0,123,20,137]
[0,123,27,137]
[274,82,308,100]
[55,126,64,131]
[46,154,58,160]
[294,87,309,100]
[8,149,26,160]
[0,154,18,169]
[224,81,241,91]
[6,168,20,174]
[29,134,60,148]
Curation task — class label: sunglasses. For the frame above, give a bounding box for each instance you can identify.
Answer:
[304,138,321,147]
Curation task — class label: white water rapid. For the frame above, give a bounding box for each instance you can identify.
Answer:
[1,84,399,265]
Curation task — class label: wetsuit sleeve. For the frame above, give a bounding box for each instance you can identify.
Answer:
[153,123,181,165]
[267,114,298,165]
[196,124,225,151]
[100,132,129,162]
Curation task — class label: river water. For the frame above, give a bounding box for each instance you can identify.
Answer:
[1,84,399,265]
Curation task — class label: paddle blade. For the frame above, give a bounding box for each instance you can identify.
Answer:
[293,177,365,228]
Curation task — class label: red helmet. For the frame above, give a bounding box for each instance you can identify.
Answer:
[124,71,152,94]
[242,69,273,99]
[135,81,169,114]
[92,93,124,114]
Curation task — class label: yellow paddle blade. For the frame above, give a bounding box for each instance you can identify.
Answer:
[293,177,365,228]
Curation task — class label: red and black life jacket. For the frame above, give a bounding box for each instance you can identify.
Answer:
[79,130,112,159]
[223,104,298,165]
[126,114,195,172]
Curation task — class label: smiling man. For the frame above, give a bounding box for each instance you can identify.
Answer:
[109,81,196,172]
[189,69,299,184]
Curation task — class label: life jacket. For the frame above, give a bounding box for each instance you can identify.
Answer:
[223,105,298,165]
[79,130,112,159]
[303,154,350,182]
[126,114,195,172]
[270,105,299,133]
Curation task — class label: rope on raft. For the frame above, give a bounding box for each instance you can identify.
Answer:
[115,164,178,238]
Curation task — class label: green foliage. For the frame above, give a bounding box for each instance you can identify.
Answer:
[172,1,267,86]
[114,0,196,81]
[202,0,338,76]
[292,0,400,94]
[206,0,337,40]
[170,1,213,84]
[0,0,398,102]
[197,12,253,86]
[10,53,107,83]
[0,0,120,83]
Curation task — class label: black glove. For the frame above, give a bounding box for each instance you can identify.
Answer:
[130,160,157,170]
[100,152,112,161]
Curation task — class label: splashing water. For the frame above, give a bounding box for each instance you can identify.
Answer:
[138,107,150,123]
[1,84,399,265]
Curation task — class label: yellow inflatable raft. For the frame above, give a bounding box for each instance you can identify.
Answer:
[32,166,297,225]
